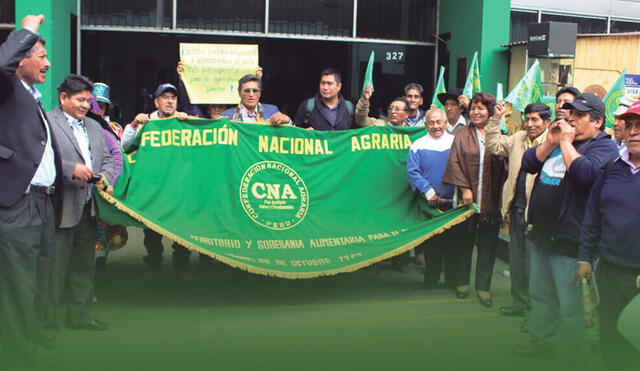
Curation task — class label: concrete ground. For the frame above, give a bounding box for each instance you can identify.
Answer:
[49,228,603,371]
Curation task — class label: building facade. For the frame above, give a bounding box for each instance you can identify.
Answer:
[3,0,513,120]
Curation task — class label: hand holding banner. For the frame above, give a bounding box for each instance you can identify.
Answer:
[179,43,259,105]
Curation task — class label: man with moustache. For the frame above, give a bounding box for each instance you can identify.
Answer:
[486,102,550,323]
[221,74,290,124]
[0,14,65,368]
[47,74,114,332]
[407,108,459,286]
[578,101,640,371]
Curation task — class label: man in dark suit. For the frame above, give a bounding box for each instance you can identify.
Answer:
[0,14,64,368]
[47,74,114,333]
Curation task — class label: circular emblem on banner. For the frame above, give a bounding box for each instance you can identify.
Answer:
[239,161,309,230]
[605,90,625,123]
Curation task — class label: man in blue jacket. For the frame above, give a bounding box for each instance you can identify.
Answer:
[577,101,640,371]
[515,93,618,367]
[221,74,290,125]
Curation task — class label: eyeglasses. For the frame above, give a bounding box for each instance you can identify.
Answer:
[241,88,261,94]
[405,94,421,99]
[388,106,405,112]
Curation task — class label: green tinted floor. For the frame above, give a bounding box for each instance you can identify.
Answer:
[50,229,603,371]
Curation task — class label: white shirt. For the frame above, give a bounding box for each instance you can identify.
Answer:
[620,148,640,174]
[475,127,485,212]
[240,105,258,123]
[64,112,93,199]
[22,80,56,187]
[446,115,466,134]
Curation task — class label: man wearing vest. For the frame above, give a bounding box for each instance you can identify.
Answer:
[294,68,354,131]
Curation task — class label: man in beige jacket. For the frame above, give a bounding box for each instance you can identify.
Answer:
[486,102,550,321]
[355,84,409,127]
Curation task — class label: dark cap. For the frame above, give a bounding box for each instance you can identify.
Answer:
[154,83,177,98]
[562,93,605,116]
[437,88,463,106]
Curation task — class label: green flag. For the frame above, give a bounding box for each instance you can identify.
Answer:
[462,51,481,98]
[496,83,507,133]
[361,51,375,97]
[431,66,447,109]
[542,95,557,119]
[98,118,474,279]
[505,59,543,112]
[604,68,627,130]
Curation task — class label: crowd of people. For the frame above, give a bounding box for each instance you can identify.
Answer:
[1,14,639,371]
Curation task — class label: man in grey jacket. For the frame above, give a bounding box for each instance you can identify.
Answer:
[47,74,114,333]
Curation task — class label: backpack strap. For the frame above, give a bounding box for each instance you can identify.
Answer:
[344,100,354,116]
[305,98,315,114]
[304,98,315,127]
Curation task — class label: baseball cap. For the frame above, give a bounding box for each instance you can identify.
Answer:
[614,95,638,116]
[154,83,177,98]
[617,100,640,121]
[562,93,605,116]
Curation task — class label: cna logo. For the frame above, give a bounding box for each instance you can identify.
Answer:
[239,161,309,230]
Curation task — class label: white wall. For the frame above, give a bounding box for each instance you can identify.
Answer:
[512,0,640,20]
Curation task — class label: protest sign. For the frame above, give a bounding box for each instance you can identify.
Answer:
[179,43,259,104]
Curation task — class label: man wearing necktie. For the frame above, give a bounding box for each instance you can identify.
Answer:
[47,74,114,333]
[0,14,66,369]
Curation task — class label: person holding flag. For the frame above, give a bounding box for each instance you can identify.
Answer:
[443,92,506,306]
[485,102,550,321]
[355,84,410,127]
[437,88,469,135]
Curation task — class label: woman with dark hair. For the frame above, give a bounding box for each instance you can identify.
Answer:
[443,92,506,307]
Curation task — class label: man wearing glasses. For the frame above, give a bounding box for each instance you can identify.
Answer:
[222,74,290,125]
[355,84,410,127]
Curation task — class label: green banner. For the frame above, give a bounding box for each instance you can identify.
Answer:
[505,59,543,112]
[97,118,474,278]
[431,66,447,109]
[604,68,627,130]
[462,51,481,99]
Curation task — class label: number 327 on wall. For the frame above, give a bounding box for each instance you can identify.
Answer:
[385,52,404,61]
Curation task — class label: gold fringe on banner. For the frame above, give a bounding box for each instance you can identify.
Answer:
[97,189,474,279]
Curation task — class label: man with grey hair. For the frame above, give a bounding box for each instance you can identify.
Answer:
[407,108,459,284]
[404,82,427,127]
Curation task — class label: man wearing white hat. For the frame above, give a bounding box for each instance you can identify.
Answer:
[612,95,638,153]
